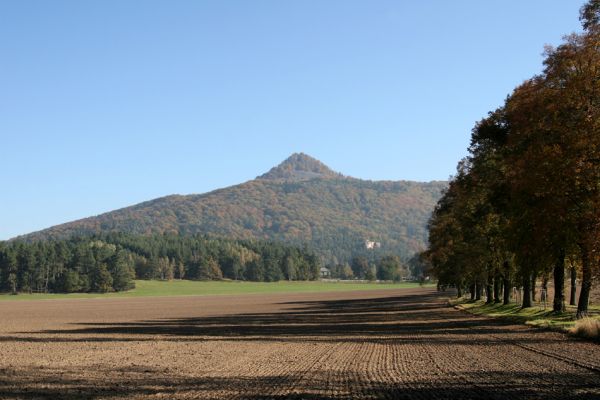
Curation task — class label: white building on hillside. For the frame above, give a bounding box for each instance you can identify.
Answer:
[365,240,381,250]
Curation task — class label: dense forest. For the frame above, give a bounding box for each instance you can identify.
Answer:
[18,153,446,264]
[425,1,600,318]
[0,233,321,294]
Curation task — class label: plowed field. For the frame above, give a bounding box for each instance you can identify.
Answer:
[0,287,598,399]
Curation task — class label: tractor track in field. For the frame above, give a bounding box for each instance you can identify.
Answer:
[0,287,598,399]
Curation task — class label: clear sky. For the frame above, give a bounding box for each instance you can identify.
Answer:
[0,0,587,240]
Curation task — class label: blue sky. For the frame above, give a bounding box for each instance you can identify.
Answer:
[0,0,587,239]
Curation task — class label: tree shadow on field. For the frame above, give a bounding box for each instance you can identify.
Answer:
[19,290,567,346]
[5,290,600,399]
[0,365,598,400]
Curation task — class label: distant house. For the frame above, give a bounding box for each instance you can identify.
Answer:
[320,267,331,278]
[365,240,381,250]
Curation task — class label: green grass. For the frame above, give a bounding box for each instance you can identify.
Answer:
[452,297,600,336]
[0,280,433,301]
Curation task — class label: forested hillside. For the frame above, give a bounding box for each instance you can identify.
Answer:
[19,154,446,264]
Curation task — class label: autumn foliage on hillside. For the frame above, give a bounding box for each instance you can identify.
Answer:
[20,154,445,265]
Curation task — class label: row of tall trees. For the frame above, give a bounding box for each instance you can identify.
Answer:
[0,233,321,294]
[426,1,600,318]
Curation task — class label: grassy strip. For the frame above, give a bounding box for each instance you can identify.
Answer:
[451,297,600,340]
[0,280,433,301]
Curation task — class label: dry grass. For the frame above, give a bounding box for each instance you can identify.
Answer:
[570,318,600,340]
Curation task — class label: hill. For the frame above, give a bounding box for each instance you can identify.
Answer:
[17,153,446,263]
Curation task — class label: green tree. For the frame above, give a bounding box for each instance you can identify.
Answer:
[365,265,376,281]
[61,270,83,293]
[197,257,222,280]
[110,250,135,291]
[245,259,265,281]
[377,255,401,281]
[351,256,370,279]
[91,263,113,293]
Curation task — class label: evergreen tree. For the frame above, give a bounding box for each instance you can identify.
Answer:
[91,263,113,293]
[110,250,136,291]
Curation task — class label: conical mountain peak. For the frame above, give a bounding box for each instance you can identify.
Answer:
[257,153,342,181]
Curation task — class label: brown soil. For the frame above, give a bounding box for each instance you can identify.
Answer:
[0,287,598,399]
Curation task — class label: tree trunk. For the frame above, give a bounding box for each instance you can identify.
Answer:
[531,274,537,302]
[475,281,483,301]
[522,274,532,308]
[553,249,566,313]
[493,276,501,303]
[577,249,591,319]
[469,283,476,300]
[485,276,493,304]
[569,267,577,306]
[44,264,50,293]
[502,261,511,305]
[456,283,463,298]
[503,278,511,305]
[11,277,16,295]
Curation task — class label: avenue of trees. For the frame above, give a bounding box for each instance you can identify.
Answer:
[425,1,600,318]
[0,233,321,294]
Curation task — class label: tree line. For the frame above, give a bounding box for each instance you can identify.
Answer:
[0,233,321,294]
[425,1,600,318]
[326,253,426,282]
